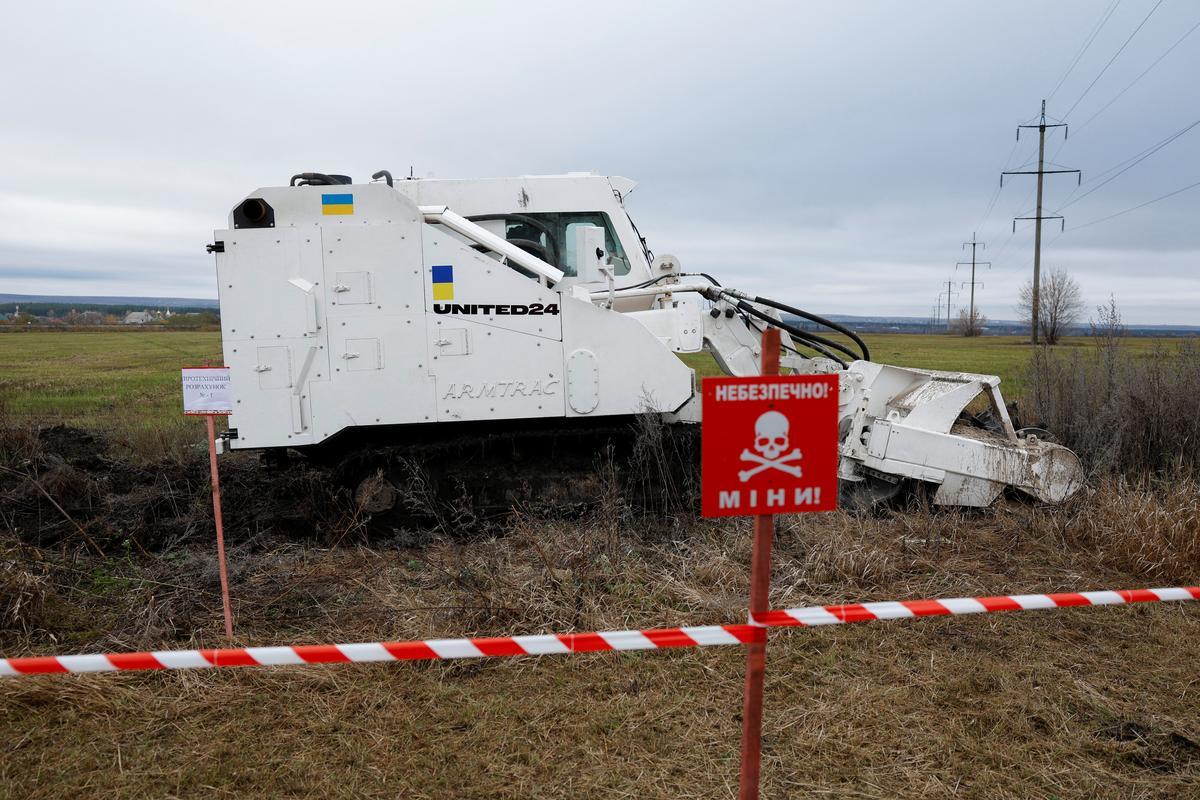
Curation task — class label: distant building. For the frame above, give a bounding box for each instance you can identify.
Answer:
[124,311,153,325]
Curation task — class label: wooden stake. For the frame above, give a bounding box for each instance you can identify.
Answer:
[205,415,234,641]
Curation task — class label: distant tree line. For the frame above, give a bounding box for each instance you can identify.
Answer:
[165,311,219,326]
[1,304,220,328]
[0,302,217,317]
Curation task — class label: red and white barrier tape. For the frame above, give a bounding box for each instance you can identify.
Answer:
[750,586,1200,626]
[0,625,762,677]
[2,586,1195,678]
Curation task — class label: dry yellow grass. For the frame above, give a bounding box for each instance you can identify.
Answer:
[2,484,1199,799]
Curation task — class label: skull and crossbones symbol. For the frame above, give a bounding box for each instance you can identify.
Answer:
[738,410,803,482]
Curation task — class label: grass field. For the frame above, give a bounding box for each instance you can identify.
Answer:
[0,330,223,459]
[0,330,222,426]
[3,328,1200,798]
[0,328,1180,441]
[680,332,1178,397]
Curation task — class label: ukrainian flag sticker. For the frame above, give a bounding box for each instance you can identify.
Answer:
[322,193,354,215]
[431,264,454,301]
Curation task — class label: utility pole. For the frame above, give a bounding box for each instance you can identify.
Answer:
[936,287,955,335]
[956,233,990,336]
[1001,100,1080,344]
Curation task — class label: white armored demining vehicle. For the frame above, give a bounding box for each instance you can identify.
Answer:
[209,170,1082,515]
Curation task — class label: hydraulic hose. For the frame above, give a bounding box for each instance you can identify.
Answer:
[685,272,723,287]
[750,296,870,362]
[735,301,857,363]
[623,272,723,292]
[289,172,350,187]
[736,301,849,368]
[744,316,834,365]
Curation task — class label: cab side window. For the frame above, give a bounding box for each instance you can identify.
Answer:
[509,212,630,277]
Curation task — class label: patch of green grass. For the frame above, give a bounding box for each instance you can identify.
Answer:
[0,330,223,458]
[0,329,1187,451]
[680,334,1183,396]
[0,330,222,426]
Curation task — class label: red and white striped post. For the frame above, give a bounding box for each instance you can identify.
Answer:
[738,328,779,800]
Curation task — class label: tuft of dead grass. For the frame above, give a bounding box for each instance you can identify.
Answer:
[0,405,40,468]
[0,542,55,635]
[1025,338,1200,477]
[1064,477,1200,583]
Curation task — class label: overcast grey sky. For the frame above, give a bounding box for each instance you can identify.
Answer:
[3,1,1198,323]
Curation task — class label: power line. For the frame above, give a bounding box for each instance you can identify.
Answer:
[1075,15,1200,134]
[988,190,1042,271]
[988,1,1176,260]
[987,226,1019,270]
[972,0,1135,274]
[1042,228,1067,251]
[1068,177,1200,230]
[1042,7,1196,179]
[1062,0,1166,120]
[977,137,1041,231]
[1042,27,1193,208]
[977,140,1021,227]
[1057,117,1200,211]
[1012,11,1200,257]
[973,6,1119,245]
[1047,0,1123,102]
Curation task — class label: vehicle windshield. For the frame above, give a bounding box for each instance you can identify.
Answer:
[506,212,631,277]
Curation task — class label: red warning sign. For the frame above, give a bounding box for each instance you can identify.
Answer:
[701,376,839,517]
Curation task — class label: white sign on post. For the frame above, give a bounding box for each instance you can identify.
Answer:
[182,365,237,639]
[181,367,233,416]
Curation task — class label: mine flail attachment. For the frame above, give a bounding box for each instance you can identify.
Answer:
[835,362,1084,507]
